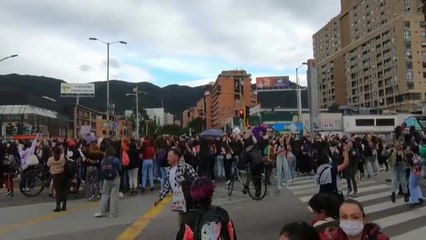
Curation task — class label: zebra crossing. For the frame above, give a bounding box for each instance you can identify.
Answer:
[286,174,426,239]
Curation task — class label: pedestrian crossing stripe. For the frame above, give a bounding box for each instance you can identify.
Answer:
[288,175,426,238]
[392,226,426,240]
[291,180,377,195]
[375,206,426,229]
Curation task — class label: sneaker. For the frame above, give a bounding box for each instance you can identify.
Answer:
[5,191,12,197]
[278,186,282,190]
[346,190,353,196]
[94,213,105,218]
[352,192,358,197]
[119,192,124,199]
[109,214,117,218]
[150,187,154,192]
[225,180,231,185]
[53,208,61,212]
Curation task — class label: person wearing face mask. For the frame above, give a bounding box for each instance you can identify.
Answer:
[327,199,389,240]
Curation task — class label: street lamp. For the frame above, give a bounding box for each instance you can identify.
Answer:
[126,86,147,139]
[89,37,127,137]
[0,54,18,63]
[296,62,308,123]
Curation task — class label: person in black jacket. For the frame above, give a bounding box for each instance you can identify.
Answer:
[127,141,140,195]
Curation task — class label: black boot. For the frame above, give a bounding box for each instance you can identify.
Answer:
[391,192,396,203]
[53,200,61,212]
[404,193,409,203]
[61,201,67,211]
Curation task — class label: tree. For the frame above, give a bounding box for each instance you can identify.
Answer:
[157,124,184,136]
[188,117,205,133]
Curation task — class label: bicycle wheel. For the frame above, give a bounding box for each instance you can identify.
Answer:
[247,175,267,200]
[227,175,235,197]
[20,172,44,197]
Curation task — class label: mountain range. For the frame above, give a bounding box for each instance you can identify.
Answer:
[0,74,309,120]
[0,74,206,118]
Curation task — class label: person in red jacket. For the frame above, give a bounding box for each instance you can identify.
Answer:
[141,140,155,192]
[326,199,390,240]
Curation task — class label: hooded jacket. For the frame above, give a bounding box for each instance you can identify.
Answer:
[328,223,390,240]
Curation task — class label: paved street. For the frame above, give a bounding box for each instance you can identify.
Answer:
[0,172,425,240]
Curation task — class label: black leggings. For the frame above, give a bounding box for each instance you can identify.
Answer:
[53,174,68,208]
[224,156,233,181]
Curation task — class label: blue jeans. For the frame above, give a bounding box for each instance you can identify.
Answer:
[409,170,424,203]
[153,158,161,179]
[287,155,296,181]
[391,165,407,193]
[276,155,289,186]
[141,160,154,188]
[160,167,169,191]
[215,155,225,178]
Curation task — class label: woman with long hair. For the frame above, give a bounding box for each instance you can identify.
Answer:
[3,143,20,197]
[275,136,289,190]
[47,146,67,212]
[85,142,104,200]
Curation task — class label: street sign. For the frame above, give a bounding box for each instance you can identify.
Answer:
[60,83,95,97]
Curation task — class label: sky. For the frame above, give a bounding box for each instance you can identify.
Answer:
[0,0,340,87]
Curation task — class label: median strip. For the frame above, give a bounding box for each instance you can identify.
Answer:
[116,196,172,240]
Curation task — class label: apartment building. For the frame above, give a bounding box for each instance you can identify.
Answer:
[210,70,257,128]
[313,0,426,112]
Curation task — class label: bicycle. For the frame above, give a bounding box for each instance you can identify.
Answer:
[227,166,267,200]
[19,163,49,197]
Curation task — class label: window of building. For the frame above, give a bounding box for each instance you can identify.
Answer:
[407,61,413,70]
[405,41,412,49]
[406,50,413,59]
[423,72,426,78]
[421,21,426,28]
[404,21,411,28]
[355,119,374,126]
[404,31,411,40]
[376,118,395,126]
[422,41,426,47]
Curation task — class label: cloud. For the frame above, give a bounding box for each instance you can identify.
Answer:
[0,0,340,86]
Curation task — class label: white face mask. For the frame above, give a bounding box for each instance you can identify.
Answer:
[340,220,364,236]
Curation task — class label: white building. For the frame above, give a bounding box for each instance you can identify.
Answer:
[145,108,164,126]
[164,112,174,125]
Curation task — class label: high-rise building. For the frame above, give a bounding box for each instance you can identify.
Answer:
[209,70,257,128]
[313,0,426,111]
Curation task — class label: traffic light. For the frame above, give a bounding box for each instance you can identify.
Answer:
[239,109,244,119]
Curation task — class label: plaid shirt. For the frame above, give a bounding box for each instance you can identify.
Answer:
[159,162,198,200]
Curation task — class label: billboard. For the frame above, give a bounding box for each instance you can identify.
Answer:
[60,83,95,97]
[256,76,291,89]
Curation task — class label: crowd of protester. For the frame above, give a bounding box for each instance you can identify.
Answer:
[0,120,425,239]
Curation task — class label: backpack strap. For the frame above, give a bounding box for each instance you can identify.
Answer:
[318,166,330,184]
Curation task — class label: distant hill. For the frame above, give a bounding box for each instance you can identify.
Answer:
[0,74,308,120]
[0,74,206,118]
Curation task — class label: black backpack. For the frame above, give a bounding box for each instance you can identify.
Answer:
[193,206,236,240]
[101,157,118,180]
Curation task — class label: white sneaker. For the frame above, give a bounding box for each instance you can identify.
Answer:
[225,180,231,185]
[119,192,124,199]
[278,186,282,190]
[94,213,104,218]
